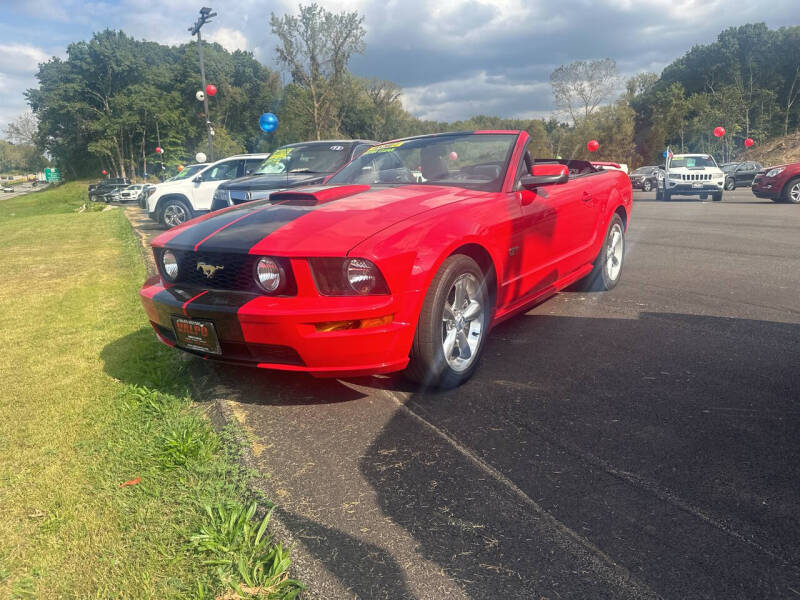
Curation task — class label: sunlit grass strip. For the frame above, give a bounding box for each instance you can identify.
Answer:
[0,190,302,599]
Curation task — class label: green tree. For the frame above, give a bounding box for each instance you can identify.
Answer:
[270,3,366,140]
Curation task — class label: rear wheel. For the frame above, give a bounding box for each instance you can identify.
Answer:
[160,198,192,228]
[643,180,652,192]
[405,255,490,389]
[578,214,626,292]
[782,177,800,204]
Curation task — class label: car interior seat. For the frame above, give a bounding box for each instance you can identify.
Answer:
[420,146,449,181]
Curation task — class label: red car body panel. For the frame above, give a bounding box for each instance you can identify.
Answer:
[140,130,633,377]
[751,162,800,200]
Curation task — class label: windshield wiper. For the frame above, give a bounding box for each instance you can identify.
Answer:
[288,168,321,174]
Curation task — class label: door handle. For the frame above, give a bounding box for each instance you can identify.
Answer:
[582,191,593,202]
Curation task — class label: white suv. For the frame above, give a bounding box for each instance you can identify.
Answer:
[146,154,268,227]
[657,153,725,202]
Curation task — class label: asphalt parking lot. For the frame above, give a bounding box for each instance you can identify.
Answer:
[130,187,800,599]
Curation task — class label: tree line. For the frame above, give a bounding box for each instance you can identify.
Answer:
[12,4,800,178]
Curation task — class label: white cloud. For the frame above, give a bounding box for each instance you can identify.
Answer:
[208,27,249,52]
[0,44,49,74]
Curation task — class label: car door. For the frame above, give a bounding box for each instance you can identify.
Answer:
[191,159,242,211]
[504,157,601,304]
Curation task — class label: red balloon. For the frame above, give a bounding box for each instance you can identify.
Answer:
[744,137,755,148]
[205,84,217,97]
[713,126,725,138]
[155,146,163,154]
[587,140,599,152]
[101,169,108,175]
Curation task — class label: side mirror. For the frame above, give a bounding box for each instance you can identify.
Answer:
[520,164,569,189]
[192,175,203,183]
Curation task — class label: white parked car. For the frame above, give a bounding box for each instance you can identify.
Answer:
[146,154,268,227]
[657,153,725,202]
[118,184,145,202]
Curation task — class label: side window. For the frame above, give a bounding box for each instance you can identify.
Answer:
[244,159,262,176]
[352,144,372,159]
[204,160,240,181]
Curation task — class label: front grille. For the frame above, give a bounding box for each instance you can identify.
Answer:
[155,249,296,295]
[681,173,712,181]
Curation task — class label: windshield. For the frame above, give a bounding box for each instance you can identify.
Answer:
[328,133,517,191]
[721,164,739,173]
[669,155,718,169]
[255,144,351,175]
[632,167,653,175]
[166,164,207,181]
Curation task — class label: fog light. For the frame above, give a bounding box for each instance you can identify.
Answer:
[314,314,393,332]
[255,257,282,292]
[162,250,179,281]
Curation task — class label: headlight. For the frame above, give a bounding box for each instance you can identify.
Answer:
[347,258,381,295]
[669,173,681,180]
[765,167,785,178]
[162,250,179,281]
[254,257,283,293]
[308,258,390,296]
[213,188,229,201]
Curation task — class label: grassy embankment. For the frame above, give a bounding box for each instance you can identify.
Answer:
[0,182,302,599]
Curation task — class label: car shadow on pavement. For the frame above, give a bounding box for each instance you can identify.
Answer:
[357,311,800,599]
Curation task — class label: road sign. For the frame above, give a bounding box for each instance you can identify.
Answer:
[44,168,61,182]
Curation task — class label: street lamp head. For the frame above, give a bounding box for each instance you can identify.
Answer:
[200,6,213,15]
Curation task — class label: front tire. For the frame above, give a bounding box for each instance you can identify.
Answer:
[712,191,723,202]
[405,255,490,389]
[578,214,626,292]
[725,178,735,191]
[160,198,192,228]
[782,178,800,204]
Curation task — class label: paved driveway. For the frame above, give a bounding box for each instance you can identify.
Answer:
[129,189,800,599]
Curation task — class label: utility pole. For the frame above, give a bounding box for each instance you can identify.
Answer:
[189,7,217,162]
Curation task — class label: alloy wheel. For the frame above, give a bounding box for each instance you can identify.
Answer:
[441,273,484,373]
[606,223,624,281]
[164,203,188,227]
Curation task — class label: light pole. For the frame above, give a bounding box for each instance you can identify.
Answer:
[189,7,217,162]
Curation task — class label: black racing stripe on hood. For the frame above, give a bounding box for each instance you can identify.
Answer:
[165,203,271,251]
[192,203,316,253]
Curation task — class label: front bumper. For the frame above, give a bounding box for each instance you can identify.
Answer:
[751,179,780,199]
[139,275,419,377]
[664,182,723,195]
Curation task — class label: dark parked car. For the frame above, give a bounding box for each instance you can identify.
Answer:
[89,178,130,202]
[721,161,762,190]
[210,140,377,212]
[629,166,662,192]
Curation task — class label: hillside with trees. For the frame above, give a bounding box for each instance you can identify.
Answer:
[15,4,800,179]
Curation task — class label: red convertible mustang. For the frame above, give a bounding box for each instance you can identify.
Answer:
[140,131,632,387]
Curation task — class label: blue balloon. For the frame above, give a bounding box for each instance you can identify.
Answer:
[259,112,278,132]
[663,150,668,158]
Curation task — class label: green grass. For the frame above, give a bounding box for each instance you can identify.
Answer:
[0,183,302,599]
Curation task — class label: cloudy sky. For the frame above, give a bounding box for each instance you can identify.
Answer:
[1,0,799,132]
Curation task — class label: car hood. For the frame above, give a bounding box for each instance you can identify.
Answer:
[154,184,485,255]
[220,172,327,192]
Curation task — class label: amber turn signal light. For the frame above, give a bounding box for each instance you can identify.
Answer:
[314,314,393,332]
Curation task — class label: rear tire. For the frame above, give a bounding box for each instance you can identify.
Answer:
[405,255,490,389]
[578,214,626,292]
[160,198,192,228]
[782,177,800,204]
[643,180,652,192]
